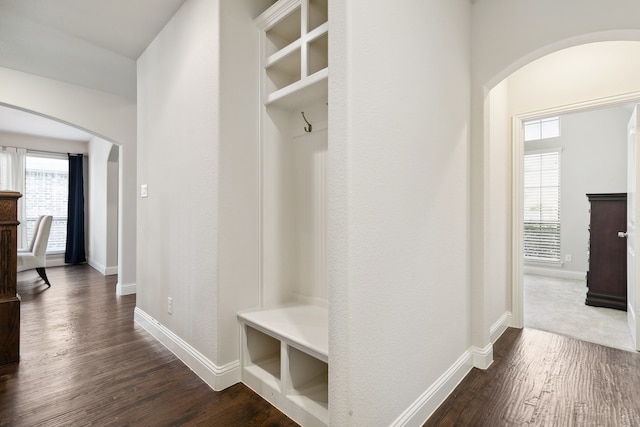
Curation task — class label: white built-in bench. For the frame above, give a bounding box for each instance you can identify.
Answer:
[238,304,328,427]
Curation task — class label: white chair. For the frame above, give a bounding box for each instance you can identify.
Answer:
[17,215,53,287]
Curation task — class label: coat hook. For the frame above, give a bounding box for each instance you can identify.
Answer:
[301,112,312,133]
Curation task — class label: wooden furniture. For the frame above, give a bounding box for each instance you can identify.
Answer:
[0,191,22,365]
[238,1,329,425]
[586,193,627,310]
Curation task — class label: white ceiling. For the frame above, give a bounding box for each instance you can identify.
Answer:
[0,0,186,142]
[0,0,187,59]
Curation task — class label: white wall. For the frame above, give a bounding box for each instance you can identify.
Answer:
[137,0,221,366]
[329,1,471,425]
[487,80,512,330]
[88,137,118,275]
[0,67,137,290]
[523,107,629,276]
[107,146,119,273]
[136,0,270,387]
[218,0,270,367]
[472,0,640,338]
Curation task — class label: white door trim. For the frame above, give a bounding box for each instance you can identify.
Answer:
[510,91,640,328]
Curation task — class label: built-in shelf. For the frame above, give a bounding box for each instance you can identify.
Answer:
[245,1,330,425]
[239,304,328,362]
[258,0,328,109]
[239,304,328,426]
[308,0,328,32]
[265,67,328,109]
[266,47,302,94]
[265,5,301,57]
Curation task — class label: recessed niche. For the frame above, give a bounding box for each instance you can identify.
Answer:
[308,33,328,76]
[308,0,328,32]
[266,48,302,93]
[245,326,281,384]
[286,345,328,420]
[266,7,302,56]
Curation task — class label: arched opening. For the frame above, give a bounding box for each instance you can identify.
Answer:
[484,40,640,351]
[0,66,137,295]
[0,103,128,292]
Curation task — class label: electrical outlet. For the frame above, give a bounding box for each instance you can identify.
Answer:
[167,297,173,314]
[565,254,572,262]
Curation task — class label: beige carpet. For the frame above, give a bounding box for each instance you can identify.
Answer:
[524,274,635,352]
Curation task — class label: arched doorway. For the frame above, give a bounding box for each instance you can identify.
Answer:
[483,40,640,351]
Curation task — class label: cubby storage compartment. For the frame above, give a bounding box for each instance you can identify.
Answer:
[239,305,329,427]
[265,6,301,56]
[286,346,328,422]
[308,32,328,76]
[257,0,328,106]
[244,326,282,389]
[308,0,328,32]
[266,48,302,93]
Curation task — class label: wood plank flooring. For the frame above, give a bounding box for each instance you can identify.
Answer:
[425,327,640,426]
[5,265,640,426]
[0,265,298,427]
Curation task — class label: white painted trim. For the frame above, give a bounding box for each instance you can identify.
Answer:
[104,266,118,276]
[512,115,525,329]
[116,282,136,295]
[87,256,118,276]
[523,266,586,281]
[45,253,66,268]
[471,344,493,370]
[490,311,512,344]
[391,314,511,427]
[134,307,239,391]
[390,350,473,427]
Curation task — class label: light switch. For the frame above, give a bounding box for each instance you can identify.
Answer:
[140,184,148,198]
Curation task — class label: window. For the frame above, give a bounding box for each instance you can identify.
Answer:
[524,117,560,141]
[24,156,69,253]
[524,149,561,262]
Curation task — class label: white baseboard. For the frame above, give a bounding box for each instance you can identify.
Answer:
[471,343,493,370]
[45,253,66,268]
[390,312,517,426]
[104,266,118,276]
[390,350,473,427]
[134,307,239,391]
[87,257,118,276]
[490,312,512,344]
[116,282,137,295]
[524,266,586,281]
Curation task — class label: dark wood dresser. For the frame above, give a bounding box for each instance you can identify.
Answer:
[586,193,627,311]
[0,191,21,365]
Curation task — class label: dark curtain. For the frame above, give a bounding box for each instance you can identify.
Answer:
[65,154,86,264]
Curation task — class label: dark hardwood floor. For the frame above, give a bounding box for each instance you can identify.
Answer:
[0,265,298,427]
[425,327,640,426]
[6,266,640,426]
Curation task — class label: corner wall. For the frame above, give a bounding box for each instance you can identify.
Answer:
[136,0,270,390]
[88,137,119,275]
[330,1,472,425]
[136,0,222,374]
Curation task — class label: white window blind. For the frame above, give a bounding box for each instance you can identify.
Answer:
[524,150,561,262]
[25,155,69,253]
